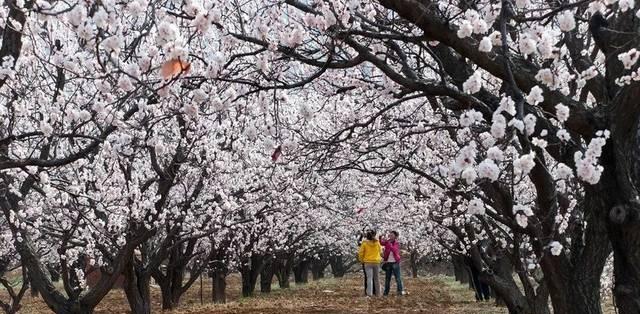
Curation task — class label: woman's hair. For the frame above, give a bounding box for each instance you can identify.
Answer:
[391,230,399,237]
[366,230,376,241]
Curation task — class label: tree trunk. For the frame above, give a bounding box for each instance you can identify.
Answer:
[29,277,38,298]
[409,250,419,278]
[452,254,469,284]
[590,16,640,314]
[123,262,151,314]
[293,259,310,284]
[328,255,347,278]
[153,260,188,311]
[158,274,183,311]
[469,248,532,314]
[0,266,29,314]
[48,265,60,282]
[274,257,292,289]
[533,166,612,314]
[153,240,206,311]
[310,259,326,280]
[609,143,640,313]
[260,257,274,293]
[211,269,227,304]
[240,254,265,297]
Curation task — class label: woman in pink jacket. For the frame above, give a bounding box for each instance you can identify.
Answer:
[380,231,404,296]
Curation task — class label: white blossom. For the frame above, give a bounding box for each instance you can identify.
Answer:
[467,198,485,215]
[618,49,639,69]
[461,167,478,184]
[557,129,571,141]
[486,146,504,161]
[620,0,635,12]
[491,114,507,139]
[479,37,493,53]
[40,121,53,137]
[457,20,473,38]
[554,163,573,180]
[526,86,545,105]
[463,72,483,94]
[519,37,537,56]
[557,11,576,32]
[556,103,570,123]
[477,159,500,182]
[549,241,564,256]
[516,213,528,228]
[513,152,536,176]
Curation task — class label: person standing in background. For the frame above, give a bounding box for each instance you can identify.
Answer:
[358,230,382,297]
[380,231,404,296]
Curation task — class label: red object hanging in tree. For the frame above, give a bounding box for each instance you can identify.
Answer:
[271,145,282,162]
[160,58,191,80]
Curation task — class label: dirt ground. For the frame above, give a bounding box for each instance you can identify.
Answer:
[171,276,506,314]
[8,274,508,313]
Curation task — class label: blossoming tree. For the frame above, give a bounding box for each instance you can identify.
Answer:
[2,0,640,314]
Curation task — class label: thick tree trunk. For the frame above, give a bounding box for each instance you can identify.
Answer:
[153,240,206,311]
[240,254,265,297]
[310,259,326,280]
[452,254,469,284]
[211,269,227,304]
[240,265,253,297]
[328,255,347,278]
[123,262,151,314]
[54,305,95,314]
[535,166,612,314]
[293,259,310,284]
[609,133,640,313]
[153,261,191,311]
[274,257,292,289]
[260,258,274,293]
[29,277,38,298]
[589,14,640,314]
[158,274,183,310]
[468,247,532,314]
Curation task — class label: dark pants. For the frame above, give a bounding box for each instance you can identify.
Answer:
[383,262,404,295]
[470,266,490,301]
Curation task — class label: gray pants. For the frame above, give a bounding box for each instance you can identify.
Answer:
[364,264,380,296]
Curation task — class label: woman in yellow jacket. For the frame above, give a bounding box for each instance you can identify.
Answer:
[358,230,382,296]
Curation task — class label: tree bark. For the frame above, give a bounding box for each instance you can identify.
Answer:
[609,100,640,313]
[409,250,419,278]
[212,269,227,304]
[152,238,206,311]
[274,256,292,289]
[452,254,469,284]
[469,247,532,314]
[157,271,183,311]
[240,254,265,297]
[310,258,327,280]
[260,257,274,293]
[587,13,640,314]
[328,255,347,278]
[123,260,151,314]
[293,259,310,284]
